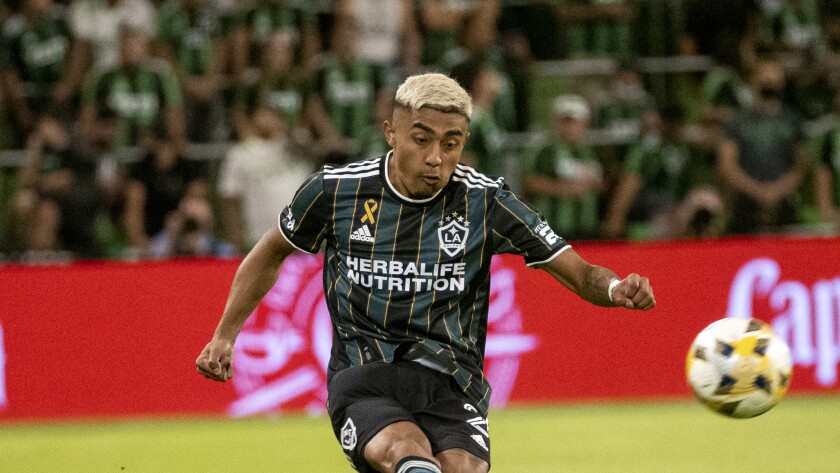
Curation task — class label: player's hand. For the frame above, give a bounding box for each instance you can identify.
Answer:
[196,338,234,382]
[610,273,655,310]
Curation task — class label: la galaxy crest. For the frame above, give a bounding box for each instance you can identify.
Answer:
[340,418,357,450]
[438,211,469,257]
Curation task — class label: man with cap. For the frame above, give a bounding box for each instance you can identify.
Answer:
[523,94,603,241]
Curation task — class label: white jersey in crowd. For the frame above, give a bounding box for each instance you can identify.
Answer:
[218,138,314,247]
[350,0,402,65]
[68,0,157,72]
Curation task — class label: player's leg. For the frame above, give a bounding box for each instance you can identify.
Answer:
[436,448,489,473]
[328,362,441,473]
[409,367,492,473]
[363,421,442,473]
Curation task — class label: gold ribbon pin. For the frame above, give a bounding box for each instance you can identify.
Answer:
[361,199,378,224]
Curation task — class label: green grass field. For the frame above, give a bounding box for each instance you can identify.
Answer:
[1,396,838,473]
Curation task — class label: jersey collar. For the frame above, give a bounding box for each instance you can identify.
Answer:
[381,150,447,206]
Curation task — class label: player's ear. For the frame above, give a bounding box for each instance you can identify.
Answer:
[383,120,396,148]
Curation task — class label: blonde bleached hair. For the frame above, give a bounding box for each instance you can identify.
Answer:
[394,73,472,120]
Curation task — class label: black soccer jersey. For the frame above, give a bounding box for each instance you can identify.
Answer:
[279,151,569,414]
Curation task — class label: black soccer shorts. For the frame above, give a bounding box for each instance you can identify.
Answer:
[327,360,491,472]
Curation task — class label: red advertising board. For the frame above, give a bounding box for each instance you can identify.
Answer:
[0,236,838,421]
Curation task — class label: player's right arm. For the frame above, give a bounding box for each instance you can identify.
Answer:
[538,248,655,310]
[196,226,296,382]
[197,171,330,382]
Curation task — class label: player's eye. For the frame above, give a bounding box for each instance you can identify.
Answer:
[444,140,459,150]
[413,135,428,145]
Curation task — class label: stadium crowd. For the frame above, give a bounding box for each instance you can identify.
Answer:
[1,0,840,262]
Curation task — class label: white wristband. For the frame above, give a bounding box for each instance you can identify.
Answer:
[607,278,621,303]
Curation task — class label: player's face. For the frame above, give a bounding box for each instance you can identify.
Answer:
[384,107,468,199]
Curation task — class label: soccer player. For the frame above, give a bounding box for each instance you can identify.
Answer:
[196,73,655,473]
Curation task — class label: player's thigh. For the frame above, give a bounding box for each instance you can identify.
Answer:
[414,396,491,469]
[436,448,489,473]
[327,363,421,472]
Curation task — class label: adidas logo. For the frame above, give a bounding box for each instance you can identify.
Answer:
[470,434,488,451]
[350,225,375,243]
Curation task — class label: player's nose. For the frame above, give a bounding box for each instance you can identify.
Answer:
[424,143,442,167]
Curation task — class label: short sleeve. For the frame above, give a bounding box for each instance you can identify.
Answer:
[489,183,570,267]
[278,171,331,254]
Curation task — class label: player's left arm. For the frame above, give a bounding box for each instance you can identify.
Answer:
[538,248,655,310]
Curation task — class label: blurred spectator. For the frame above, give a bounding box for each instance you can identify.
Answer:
[551,0,635,59]
[447,8,520,132]
[337,0,420,76]
[814,91,840,228]
[717,59,807,234]
[688,109,729,192]
[785,48,835,121]
[122,140,208,255]
[700,36,752,120]
[498,28,534,132]
[417,0,497,67]
[522,95,603,241]
[156,0,233,143]
[79,27,186,151]
[148,194,234,257]
[68,0,156,73]
[757,0,824,54]
[461,64,504,177]
[675,110,729,238]
[305,16,390,164]
[603,106,723,239]
[592,60,655,139]
[497,1,560,61]
[218,107,313,252]
[229,0,320,80]
[11,115,104,258]
[231,31,306,141]
[1,0,86,132]
[354,91,392,161]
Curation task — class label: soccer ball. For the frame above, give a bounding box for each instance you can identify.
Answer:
[685,317,792,419]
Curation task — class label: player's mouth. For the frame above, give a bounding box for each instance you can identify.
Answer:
[422,175,441,186]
